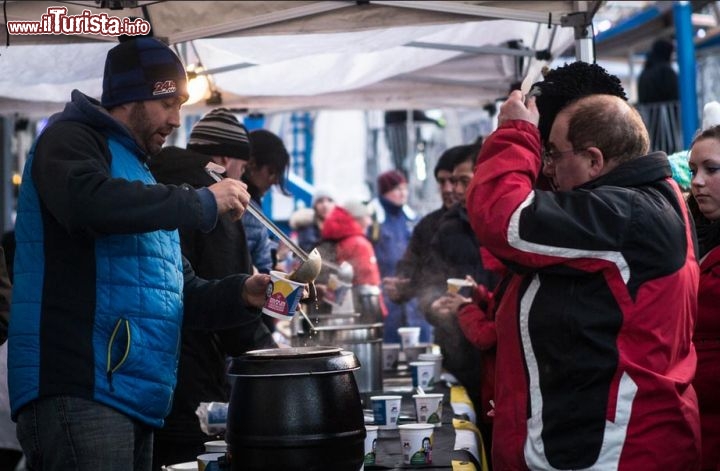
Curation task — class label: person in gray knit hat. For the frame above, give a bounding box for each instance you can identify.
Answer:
[149,108,277,469]
[9,35,271,470]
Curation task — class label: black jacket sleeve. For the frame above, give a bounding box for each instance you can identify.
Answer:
[33,121,209,237]
[181,256,260,330]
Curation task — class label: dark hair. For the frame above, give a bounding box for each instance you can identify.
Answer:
[691,124,720,148]
[564,95,649,165]
[248,129,290,195]
[645,39,674,68]
[533,62,627,144]
[435,139,482,178]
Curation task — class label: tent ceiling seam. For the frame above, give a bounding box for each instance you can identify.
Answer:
[368,0,569,25]
[166,1,353,44]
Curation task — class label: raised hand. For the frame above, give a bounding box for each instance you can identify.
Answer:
[498,89,540,127]
[208,178,250,221]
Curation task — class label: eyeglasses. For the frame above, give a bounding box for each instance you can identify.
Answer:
[541,147,588,165]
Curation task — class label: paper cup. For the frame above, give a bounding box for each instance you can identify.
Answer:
[413,393,444,428]
[398,424,434,465]
[403,343,431,363]
[165,463,196,471]
[418,352,443,383]
[363,425,379,467]
[397,326,421,349]
[370,395,402,430]
[382,343,400,370]
[204,440,227,453]
[447,278,473,296]
[262,270,305,319]
[197,453,223,471]
[410,361,436,390]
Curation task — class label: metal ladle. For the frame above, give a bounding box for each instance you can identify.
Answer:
[204,162,322,283]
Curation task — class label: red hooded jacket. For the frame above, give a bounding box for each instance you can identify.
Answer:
[320,206,386,316]
[695,246,720,470]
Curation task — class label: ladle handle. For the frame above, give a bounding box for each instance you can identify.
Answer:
[205,166,310,262]
[245,201,310,262]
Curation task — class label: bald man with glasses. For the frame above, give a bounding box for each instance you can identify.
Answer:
[466,83,701,469]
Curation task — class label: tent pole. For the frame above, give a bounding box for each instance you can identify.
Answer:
[563,11,595,63]
[673,1,698,148]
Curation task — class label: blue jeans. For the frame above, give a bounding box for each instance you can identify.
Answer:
[16,396,153,471]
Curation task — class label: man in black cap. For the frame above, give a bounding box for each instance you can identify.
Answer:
[8,37,272,470]
[149,109,277,469]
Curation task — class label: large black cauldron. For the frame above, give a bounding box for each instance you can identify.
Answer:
[226,347,365,471]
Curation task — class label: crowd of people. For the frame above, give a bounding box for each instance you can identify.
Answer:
[0,32,716,471]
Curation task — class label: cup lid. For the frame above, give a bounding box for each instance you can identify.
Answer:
[398,423,435,430]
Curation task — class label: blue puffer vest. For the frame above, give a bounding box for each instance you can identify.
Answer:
[9,137,184,428]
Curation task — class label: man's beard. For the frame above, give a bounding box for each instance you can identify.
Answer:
[128,102,160,156]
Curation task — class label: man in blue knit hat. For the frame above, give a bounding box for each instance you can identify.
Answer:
[8,37,272,470]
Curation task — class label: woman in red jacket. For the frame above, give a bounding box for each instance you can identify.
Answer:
[319,201,387,317]
[688,124,720,471]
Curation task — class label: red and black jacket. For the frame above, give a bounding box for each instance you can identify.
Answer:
[467,120,700,470]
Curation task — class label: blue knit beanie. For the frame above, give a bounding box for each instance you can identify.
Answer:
[101,37,188,108]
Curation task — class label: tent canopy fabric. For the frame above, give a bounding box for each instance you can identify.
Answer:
[0,1,600,114]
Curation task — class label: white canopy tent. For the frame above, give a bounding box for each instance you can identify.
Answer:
[0,0,602,114]
[0,1,603,230]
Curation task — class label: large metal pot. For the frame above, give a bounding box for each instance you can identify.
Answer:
[293,323,384,393]
[226,347,365,471]
[353,285,384,324]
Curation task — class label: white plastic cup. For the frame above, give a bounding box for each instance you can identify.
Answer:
[397,326,421,349]
[398,423,434,465]
[165,463,197,471]
[409,361,435,391]
[262,270,305,319]
[197,453,223,471]
[363,425,379,468]
[370,395,402,430]
[447,277,473,296]
[382,343,400,370]
[204,440,227,453]
[403,343,431,363]
[418,352,443,385]
[413,393,444,428]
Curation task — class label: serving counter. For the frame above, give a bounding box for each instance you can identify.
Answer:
[362,366,488,471]
[165,350,489,471]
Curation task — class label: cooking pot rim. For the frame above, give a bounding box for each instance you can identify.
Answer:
[243,346,343,358]
[228,347,362,376]
[311,322,384,332]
